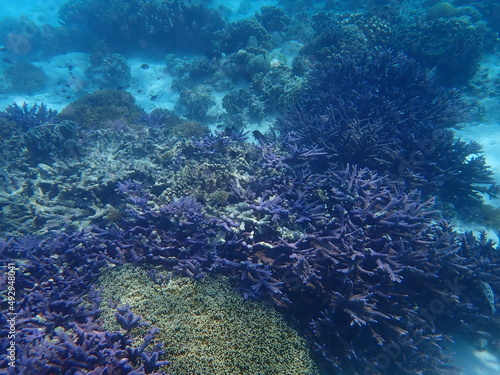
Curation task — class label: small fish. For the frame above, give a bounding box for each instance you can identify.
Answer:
[253,130,267,143]
[481,282,496,315]
[3,57,13,64]
[0,46,9,53]
[150,94,158,101]
[140,64,150,70]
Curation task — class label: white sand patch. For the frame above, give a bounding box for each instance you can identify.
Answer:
[126,58,178,113]
[0,52,90,111]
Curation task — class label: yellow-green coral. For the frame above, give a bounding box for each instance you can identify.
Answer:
[98,265,318,375]
[426,3,458,20]
[58,89,143,128]
[170,120,209,139]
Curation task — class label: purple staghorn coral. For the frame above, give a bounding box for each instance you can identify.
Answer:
[1,129,499,375]
[116,304,150,332]
[0,230,169,375]
[278,49,498,210]
[1,102,59,130]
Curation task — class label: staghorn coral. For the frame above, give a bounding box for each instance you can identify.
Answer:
[94,149,500,373]
[0,234,169,375]
[1,102,58,130]
[135,108,175,129]
[279,49,497,211]
[1,127,499,374]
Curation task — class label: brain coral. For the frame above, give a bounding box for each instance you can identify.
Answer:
[98,265,318,375]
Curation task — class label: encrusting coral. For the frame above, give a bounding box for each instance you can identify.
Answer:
[99,265,318,375]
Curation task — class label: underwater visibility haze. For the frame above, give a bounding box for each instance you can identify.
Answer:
[0,0,500,374]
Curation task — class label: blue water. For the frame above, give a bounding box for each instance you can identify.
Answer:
[1,1,499,374]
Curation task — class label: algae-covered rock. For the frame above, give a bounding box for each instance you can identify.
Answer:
[99,265,318,375]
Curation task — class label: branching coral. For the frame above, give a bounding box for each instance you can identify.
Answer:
[0,235,169,374]
[279,49,497,210]
[2,102,58,130]
[1,127,499,374]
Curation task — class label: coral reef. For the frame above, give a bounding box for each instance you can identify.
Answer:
[58,89,144,128]
[279,49,497,210]
[298,10,398,67]
[176,86,216,122]
[218,19,272,54]
[188,56,218,80]
[0,234,169,374]
[219,49,259,83]
[455,0,500,31]
[245,53,270,79]
[114,151,500,373]
[99,266,318,375]
[1,3,499,375]
[1,102,58,130]
[403,7,496,84]
[426,2,461,20]
[1,127,499,374]
[295,6,496,85]
[170,120,209,140]
[255,6,291,33]
[250,65,304,112]
[86,52,132,89]
[0,102,79,166]
[222,88,266,125]
[2,61,47,93]
[135,108,176,129]
[59,0,224,54]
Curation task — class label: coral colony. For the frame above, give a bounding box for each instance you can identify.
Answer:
[1,1,500,375]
